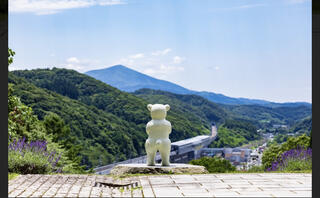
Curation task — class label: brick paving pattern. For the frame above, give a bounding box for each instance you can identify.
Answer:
[8,173,311,197]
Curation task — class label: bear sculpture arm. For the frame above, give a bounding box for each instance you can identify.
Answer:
[146,122,151,135]
[168,121,172,134]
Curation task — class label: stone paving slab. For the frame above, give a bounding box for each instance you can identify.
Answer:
[8,173,311,197]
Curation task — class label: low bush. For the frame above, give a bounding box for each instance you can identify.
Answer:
[8,173,19,180]
[8,137,63,174]
[189,156,236,173]
[267,147,312,172]
[262,134,311,169]
[247,165,264,172]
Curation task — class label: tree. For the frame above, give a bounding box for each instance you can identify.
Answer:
[8,48,15,66]
[44,113,71,143]
[43,113,85,172]
[190,156,236,173]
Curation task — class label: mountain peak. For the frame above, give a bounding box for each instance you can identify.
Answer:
[108,65,129,69]
[85,65,311,107]
[88,65,130,72]
[85,65,192,94]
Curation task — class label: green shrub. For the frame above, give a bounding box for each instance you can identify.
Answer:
[281,158,312,171]
[8,173,19,180]
[190,156,236,173]
[8,138,63,174]
[262,134,311,169]
[8,150,51,174]
[267,147,312,172]
[247,165,264,172]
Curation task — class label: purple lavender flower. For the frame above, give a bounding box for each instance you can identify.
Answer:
[9,137,64,173]
[268,147,312,171]
[48,151,56,163]
[52,153,62,167]
[55,167,62,173]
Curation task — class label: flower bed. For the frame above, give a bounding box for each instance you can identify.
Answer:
[8,137,63,174]
[267,147,312,172]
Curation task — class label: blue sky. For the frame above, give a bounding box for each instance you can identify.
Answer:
[9,0,311,103]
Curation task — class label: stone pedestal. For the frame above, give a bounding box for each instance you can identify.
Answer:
[110,163,208,175]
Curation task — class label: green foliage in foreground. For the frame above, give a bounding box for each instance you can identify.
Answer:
[190,157,236,173]
[8,173,19,180]
[280,157,312,171]
[8,48,15,66]
[8,83,47,141]
[246,165,265,173]
[9,79,84,173]
[262,134,311,169]
[9,150,52,174]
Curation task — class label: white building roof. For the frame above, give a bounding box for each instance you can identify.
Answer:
[172,135,210,147]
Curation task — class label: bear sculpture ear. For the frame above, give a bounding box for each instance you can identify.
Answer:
[147,104,152,111]
[165,104,170,111]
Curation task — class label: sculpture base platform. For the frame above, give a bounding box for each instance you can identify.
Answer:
[110,163,208,175]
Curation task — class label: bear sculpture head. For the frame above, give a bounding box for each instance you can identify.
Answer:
[147,104,170,120]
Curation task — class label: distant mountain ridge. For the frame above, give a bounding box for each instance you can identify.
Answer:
[85,65,191,94]
[85,65,311,107]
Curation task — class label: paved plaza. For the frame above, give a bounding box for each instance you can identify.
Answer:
[8,173,311,197]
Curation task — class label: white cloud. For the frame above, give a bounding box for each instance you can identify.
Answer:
[113,49,186,79]
[67,57,80,63]
[214,66,220,70]
[117,57,135,66]
[129,53,144,59]
[173,56,185,64]
[144,64,184,78]
[151,48,172,56]
[9,0,126,15]
[61,57,102,72]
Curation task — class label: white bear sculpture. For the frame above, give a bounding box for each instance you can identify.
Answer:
[145,104,172,166]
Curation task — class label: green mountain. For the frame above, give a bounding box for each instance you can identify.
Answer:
[134,89,311,129]
[289,116,312,135]
[133,88,229,126]
[221,104,312,129]
[133,89,261,148]
[9,68,213,168]
[86,65,311,107]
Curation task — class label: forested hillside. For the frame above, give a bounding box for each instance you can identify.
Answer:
[133,88,312,148]
[220,103,311,129]
[134,89,311,129]
[134,88,228,126]
[9,68,211,168]
[133,89,262,148]
[289,116,312,135]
